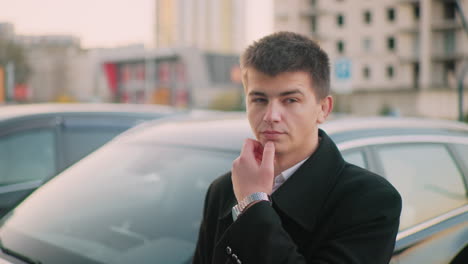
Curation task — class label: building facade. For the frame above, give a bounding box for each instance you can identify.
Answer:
[154,0,275,53]
[14,35,84,102]
[0,23,15,40]
[154,0,244,53]
[273,0,468,119]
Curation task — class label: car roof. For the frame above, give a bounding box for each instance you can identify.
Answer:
[0,103,180,121]
[119,113,468,151]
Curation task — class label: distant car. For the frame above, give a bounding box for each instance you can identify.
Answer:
[0,114,466,264]
[0,103,180,217]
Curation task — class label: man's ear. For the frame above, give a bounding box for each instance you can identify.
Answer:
[317,96,333,124]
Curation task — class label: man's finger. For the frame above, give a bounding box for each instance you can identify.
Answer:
[240,138,256,159]
[260,141,275,171]
[253,141,264,162]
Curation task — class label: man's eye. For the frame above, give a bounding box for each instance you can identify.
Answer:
[252,98,267,103]
[285,98,298,103]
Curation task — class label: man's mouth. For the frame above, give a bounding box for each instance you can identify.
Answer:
[261,130,285,140]
[262,130,284,134]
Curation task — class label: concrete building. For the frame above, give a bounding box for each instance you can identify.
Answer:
[15,35,84,102]
[0,23,15,40]
[273,0,468,119]
[154,0,246,53]
[153,0,274,53]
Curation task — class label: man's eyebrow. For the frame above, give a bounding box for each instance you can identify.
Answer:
[248,91,267,97]
[279,89,304,96]
[248,89,305,97]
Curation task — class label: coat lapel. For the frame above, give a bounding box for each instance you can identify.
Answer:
[218,129,346,232]
[271,129,346,231]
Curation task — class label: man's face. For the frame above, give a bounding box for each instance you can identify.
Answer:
[245,68,331,158]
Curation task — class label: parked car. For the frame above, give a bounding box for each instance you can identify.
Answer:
[0,113,466,264]
[0,103,180,217]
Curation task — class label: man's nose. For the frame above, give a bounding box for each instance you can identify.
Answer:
[263,102,281,123]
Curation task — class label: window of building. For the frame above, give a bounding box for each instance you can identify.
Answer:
[413,4,420,20]
[310,15,317,33]
[443,31,456,55]
[443,61,456,86]
[362,37,372,52]
[363,66,371,79]
[387,36,396,51]
[387,7,396,22]
[337,14,345,27]
[444,2,457,20]
[387,65,394,79]
[337,40,345,54]
[364,10,372,24]
[413,62,420,90]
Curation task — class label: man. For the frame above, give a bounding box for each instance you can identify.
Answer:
[193,32,402,264]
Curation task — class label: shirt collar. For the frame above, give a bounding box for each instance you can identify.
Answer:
[279,157,308,182]
[273,157,308,193]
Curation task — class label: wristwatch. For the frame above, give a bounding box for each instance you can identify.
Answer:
[232,192,271,221]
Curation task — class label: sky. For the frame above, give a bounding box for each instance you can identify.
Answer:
[1,0,153,48]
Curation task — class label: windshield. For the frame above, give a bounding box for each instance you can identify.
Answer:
[0,143,237,264]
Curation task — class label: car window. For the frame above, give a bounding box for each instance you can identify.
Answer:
[376,143,467,230]
[453,143,468,174]
[0,143,236,263]
[62,127,127,168]
[342,150,367,169]
[0,129,56,185]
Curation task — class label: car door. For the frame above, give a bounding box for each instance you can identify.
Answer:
[338,134,468,263]
[369,137,468,264]
[0,117,59,217]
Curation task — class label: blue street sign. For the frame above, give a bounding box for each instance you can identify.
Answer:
[335,58,352,81]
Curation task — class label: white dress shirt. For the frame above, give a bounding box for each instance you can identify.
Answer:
[272,157,308,193]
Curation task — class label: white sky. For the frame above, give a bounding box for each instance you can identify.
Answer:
[0,0,154,48]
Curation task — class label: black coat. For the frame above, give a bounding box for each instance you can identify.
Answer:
[193,129,402,264]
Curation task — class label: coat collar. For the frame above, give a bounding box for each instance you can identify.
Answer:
[271,129,345,231]
[220,129,346,231]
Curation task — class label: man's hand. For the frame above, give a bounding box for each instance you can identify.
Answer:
[232,139,275,202]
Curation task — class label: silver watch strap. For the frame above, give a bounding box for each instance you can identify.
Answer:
[232,192,271,221]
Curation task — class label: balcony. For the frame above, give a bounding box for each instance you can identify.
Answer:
[398,24,419,34]
[399,50,467,63]
[432,51,466,62]
[398,0,420,4]
[398,53,419,63]
[397,19,462,34]
[300,7,328,17]
[309,32,327,42]
[432,19,463,31]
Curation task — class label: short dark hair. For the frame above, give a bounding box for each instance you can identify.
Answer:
[240,31,330,99]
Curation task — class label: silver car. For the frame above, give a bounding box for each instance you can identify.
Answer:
[0,103,179,217]
[0,113,466,263]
